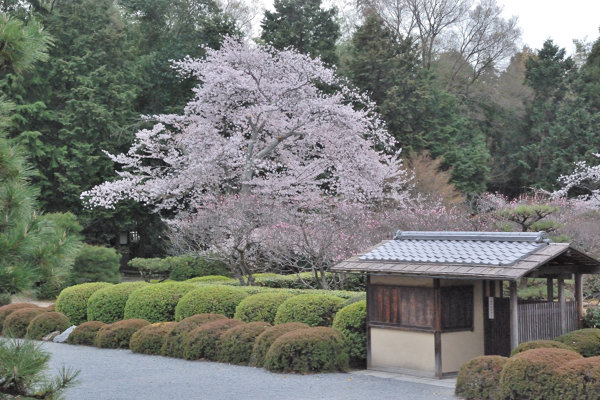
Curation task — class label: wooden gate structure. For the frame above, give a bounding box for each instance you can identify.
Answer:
[333,231,600,378]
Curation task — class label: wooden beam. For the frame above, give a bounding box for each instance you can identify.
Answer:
[366,275,372,370]
[434,278,442,379]
[558,278,566,335]
[547,278,553,303]
[510,281,519,350]
[575,274,584,329]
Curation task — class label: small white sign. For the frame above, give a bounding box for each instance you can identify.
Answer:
[488,297,495,319]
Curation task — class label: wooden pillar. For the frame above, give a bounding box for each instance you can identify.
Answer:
[499,281,504,299]
[558,278,566,335]
[547,278,553,303]
[366,274,372,369]
[575,274,584,329]
[509,280,519,350]
[434,278,442,378]
[489,281,496,297]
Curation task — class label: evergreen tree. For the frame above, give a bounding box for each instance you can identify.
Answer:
[261,0,340,66]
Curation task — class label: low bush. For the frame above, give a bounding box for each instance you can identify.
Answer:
[218,322,272,365]
[0,303,39,332]
[554,328,600,357]
[161,314,227,358]
[274,294,344,327]
[555,356,600,399]
[0,293,11,306]
[499,348,583,399]
[130,322,178,355]
[168,255,230,281]
[583,306,600,328]
[249,322,309,367]
[87,282,149,324]
[43,304,55,312]
[2,308,48,338]
[55,282,113,325]
[264,327,349,373]
[455,356,508,400]
[510,340,574,357]
[26,312,71,340]
[94,319,150,349]
[332,300,366,367]
[175,286,248,320]
[128,258,172,282]
[71,244,121,284]
[123,282,196,323]
[186,275,232,283]
[234,292,295,324]
[182,319,244,361]
[342,293,366,307]
[36,280,70,300]
[67,321,106,345]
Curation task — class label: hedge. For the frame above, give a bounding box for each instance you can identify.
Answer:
[555,356,600,399]
[499,348,583,399]
[55,282,113,325]
[87,282,149,324]
[264,327,349,373]
[510,340,574,357]
[234,292,295,324]
[168,256,230,281]
[274,294,344,327]
[185,276,232,284]
[554,328,600,357]
[182,319,244,361]
[161,314,227,358]
[94,319,150,349]
[218,321,272,365]
[174,286,248,320]
[130,322,177,355]
[0,303,39,332]
[123,282,197,323]
[249,322,309,367]
[26,312,71,340]
[2,308,47,338]
[332,300,366,367]
[455,356,507,400]
[67,321,106,346]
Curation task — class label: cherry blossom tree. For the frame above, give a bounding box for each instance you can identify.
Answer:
[554,154,600,207]
[82,36,408,211]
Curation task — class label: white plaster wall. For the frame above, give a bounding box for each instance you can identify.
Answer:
[371,328,435,372]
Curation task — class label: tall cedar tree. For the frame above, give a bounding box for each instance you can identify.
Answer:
[342,14,489,193]
[261,0,340,66]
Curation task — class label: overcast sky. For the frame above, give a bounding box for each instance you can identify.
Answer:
[258,0,600,55]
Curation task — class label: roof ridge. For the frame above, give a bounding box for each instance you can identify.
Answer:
[393,231,551,243]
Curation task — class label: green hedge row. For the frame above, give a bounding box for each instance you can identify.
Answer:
[0,304,72,340]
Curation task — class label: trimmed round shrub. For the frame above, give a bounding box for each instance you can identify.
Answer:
[342,293,366,307]
[554,328,600,357]
[67,321,106,345]
[274,294,344,327]
[555,356,600,399]
[2,308,47,338]
[250,322,309,367]
[26,312,71,340]
[217,321,272,365]
[43,304,56,312]
[264,327,349,373]
[0,303,39,332]
[455,356,508,400]
[168,256,230,281]
[161,314,227,358]
[130,322,177,355]
[71,244,122,284]
[55,282,113,325]
[87,282,149,324]
[94,319,150,349]
[510,340,574,357]
[175,286,248,320]
[583,306,600,328]
[499,348,583,399]
[182,319,244,361]
[186,275,232,283]
[0,293,11,306]
[332,300,366,367]
[234,292,295,324]
[123,282,196,323]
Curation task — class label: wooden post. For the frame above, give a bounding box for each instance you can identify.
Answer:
[547,278,553,303]
[434,278,442,378]
[499,281,504,298]
[558,278,566,335]
[575,274,584,329]
[489,281,496,297]
[366,274,372,369]
[510,280,519,350]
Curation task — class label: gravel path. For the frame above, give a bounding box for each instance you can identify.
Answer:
[41,342,457,400]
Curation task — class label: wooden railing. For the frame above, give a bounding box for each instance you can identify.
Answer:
[518,301,578,343]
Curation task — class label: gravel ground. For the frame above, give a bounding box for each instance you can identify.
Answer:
[41,342,457,400]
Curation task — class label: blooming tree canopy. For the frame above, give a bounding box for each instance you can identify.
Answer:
[554,154,600,207]
[82,36,407,210]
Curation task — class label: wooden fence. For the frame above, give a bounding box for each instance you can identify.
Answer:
[518,301,578,343]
